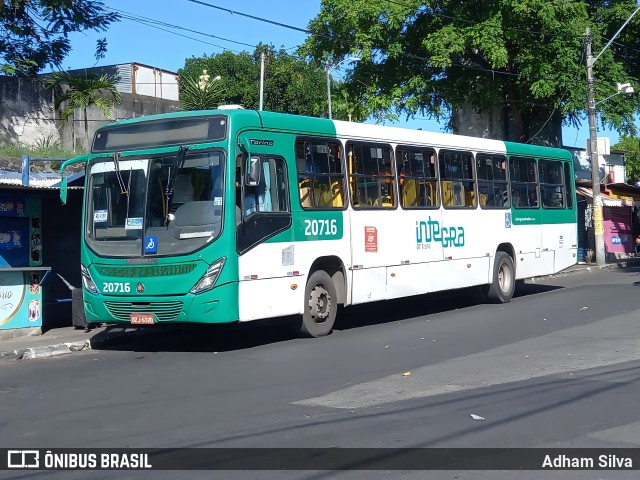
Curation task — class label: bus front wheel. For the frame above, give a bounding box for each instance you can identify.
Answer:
[298,270,337,338]
[484,252,515,303]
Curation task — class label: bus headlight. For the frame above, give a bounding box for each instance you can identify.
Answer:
[81,263,99,295]
[190,257,226,294]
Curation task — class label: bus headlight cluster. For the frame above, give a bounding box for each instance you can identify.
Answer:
[81,263,99,295]
[190,257,226,294]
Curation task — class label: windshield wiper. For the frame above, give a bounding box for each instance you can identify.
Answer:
[164,146,189,225]
[113,152,128,194]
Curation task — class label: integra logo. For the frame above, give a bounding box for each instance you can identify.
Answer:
[416,217,465,248]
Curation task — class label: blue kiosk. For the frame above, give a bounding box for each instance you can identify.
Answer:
[0,193,49,333]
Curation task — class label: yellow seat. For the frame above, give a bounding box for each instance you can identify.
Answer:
[402,179,418,207]
[330,180,344,207]
[299,180,313,207]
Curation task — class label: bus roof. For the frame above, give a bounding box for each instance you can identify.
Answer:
[95,109,573,159]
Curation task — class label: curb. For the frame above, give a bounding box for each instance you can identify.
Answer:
[529,259,640,281]
[0,325,182,364]
[0,339,90,363]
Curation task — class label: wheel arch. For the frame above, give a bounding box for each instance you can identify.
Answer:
[308,255,347,305]
[495,242,515,277]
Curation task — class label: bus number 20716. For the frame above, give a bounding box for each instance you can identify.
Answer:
[304,219,338,237]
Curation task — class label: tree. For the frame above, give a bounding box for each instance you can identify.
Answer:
[180,69,223,110]
[302,0,640,144]
[0,0,119,76]
[614,136,640,183]
[45,71,122,148]
[178,44,364,120]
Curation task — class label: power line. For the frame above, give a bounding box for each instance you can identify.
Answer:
[186,0,312,34]
[105,8,249,54]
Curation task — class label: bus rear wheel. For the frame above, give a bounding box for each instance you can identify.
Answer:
[298,270,337,338]
[484,251,515,303]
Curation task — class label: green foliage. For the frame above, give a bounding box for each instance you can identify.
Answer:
[0,0,119,76]
[302,0,640,140]
[45,71,122,120]
[178,44,365,121]
[44,70,122,146]
[0,142,82,159]
[614,136,640,183]
[179,71,223,111]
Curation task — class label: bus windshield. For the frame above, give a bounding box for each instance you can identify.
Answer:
[86,150,226,257]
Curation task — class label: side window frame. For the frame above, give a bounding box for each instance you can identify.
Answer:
[539,159,565,209]
[295,137,346,210]
[563,161,574,210]
[346,141,396,209]
[439,149,476,209]
[509,156,539,209]
[396,145,439,209]
[476,153,509,209]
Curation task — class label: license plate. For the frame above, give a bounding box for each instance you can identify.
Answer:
[130,313,155,325]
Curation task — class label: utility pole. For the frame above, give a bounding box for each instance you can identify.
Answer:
[585,27,606,267]
[583,6,640,266]
[259,52,265,111]
[326,67,333,119]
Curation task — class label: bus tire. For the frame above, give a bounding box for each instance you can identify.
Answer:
[299,270,337,338]
[484,252,515,303]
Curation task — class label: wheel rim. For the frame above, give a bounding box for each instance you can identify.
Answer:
[498,261,513,294]
[308,283,331,324]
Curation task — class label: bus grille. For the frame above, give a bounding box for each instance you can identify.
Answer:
[96,264,196,277]
[104,301,184,322]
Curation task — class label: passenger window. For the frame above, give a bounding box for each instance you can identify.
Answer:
[563,162,574,209]
[439,150,475,208]
[295,139,345,209]
[509,157,539,209]
[539,159,564,209]
[396,146,438,208]
[476,154,508,209]
[347,143,395,208]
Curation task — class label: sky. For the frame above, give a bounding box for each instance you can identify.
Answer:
[59,0,623,149]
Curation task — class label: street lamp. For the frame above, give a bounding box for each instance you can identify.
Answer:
[326,57,360,119]
[585,7,640,266]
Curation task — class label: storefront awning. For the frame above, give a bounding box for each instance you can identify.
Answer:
[576,186,625,207]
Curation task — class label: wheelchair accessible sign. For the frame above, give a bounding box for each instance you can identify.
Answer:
[144,236,158,254]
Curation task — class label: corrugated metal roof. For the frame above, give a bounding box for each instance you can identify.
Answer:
[576,186,625,207]
[0,171,84,189]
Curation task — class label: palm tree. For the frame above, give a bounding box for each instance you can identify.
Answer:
[45,71,122,149]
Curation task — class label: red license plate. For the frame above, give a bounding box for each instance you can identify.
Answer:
[130,313,155,325]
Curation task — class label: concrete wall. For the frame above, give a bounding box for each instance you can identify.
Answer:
[0,76,181,151]
[0,77,59,147]
[58,92,182,150]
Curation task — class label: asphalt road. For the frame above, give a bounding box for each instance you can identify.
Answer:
[2,267,640,480]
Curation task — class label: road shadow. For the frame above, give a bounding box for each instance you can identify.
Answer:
[90,280,563,354]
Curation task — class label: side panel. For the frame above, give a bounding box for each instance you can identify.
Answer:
[505,142,577,277]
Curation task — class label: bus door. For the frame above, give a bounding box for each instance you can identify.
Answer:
[509,156,544,278]
[235,135,295,321]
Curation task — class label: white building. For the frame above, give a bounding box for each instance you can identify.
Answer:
[63,62,179,101]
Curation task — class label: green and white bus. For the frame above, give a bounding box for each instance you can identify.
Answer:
[60,108,577,337]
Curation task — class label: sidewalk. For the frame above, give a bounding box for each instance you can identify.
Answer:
[0,324,179,364]
[1,259,639,364]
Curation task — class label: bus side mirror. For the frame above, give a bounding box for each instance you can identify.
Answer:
[245,156,262,187]
[60,177,68,205]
